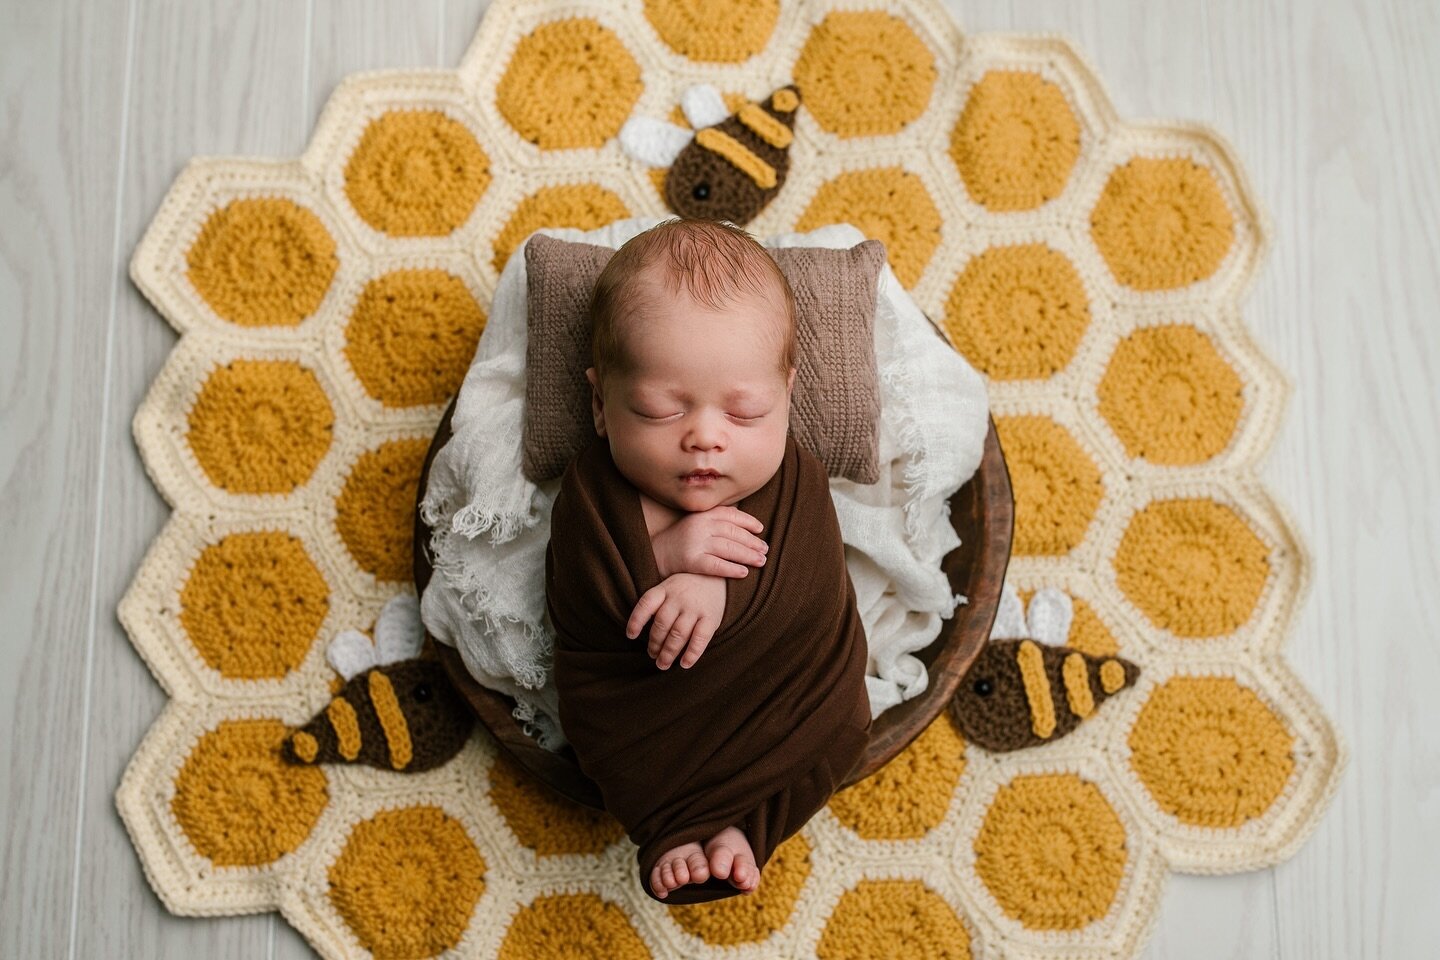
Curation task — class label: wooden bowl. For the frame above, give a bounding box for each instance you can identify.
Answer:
[413,394,1012,809]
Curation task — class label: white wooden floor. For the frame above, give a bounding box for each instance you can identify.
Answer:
[2,0,1436,956]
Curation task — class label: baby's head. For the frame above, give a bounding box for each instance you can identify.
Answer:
[584,217,798,513]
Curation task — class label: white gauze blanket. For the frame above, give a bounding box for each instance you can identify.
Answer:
[419,218,990,750]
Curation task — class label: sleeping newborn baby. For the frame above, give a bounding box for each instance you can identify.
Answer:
[545,217,872,904]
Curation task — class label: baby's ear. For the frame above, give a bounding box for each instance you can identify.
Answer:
[786,366,796,392]
[584,367,607,437]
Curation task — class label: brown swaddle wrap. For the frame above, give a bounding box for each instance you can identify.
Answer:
[546,432,872,904]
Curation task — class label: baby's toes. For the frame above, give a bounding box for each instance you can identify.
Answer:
[708,844,734,880]
[685,849,710,884]
[650,865,668,899]
[733,856,759,891]
[660,860,678,892]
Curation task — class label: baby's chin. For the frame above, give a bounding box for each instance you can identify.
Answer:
[635,476,746,513]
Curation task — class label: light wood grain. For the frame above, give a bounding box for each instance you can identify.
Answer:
[2,0,1435,957]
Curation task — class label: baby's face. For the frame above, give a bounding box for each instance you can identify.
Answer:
[586,282,795,514]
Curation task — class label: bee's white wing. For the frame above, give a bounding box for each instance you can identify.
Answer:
[990,580,1029,640]
[620,116,692,167]
[375,593,424,665]
[1026,588,1074,648]
[328,629,377,681]
[680,84,730,129]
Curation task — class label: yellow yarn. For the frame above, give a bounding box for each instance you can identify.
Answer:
[326,696,362,761]
[694,126,777,188]
[1091,156,1235,290]
[974,773,1127,930]
[828,710,966,839]
[1115,498,1270,637]
[487,751,625,855]
[642,0,779,63]
[771,88,798,112]
[1063,653,1096,718]
[1017,640,1058,738]
[944,243,1091,381]
[185,197,337,327]
[995,415,1104,556]
[1099,324,1244,464]
[186,360,334,494]
[794,11,937,138]
[170,719,329,866]
[817,879,972,959]
[497,19,643,150]
[328,805,485,958]
[367,670,413,770]
[670,833,811,945]
[291,732,319,763]
[179,531,328,679]
[343,109,491,237]
[1129,675,1294,827]
[737,101,793,147]
[1100,660,1128,695]
[334,438,430,582]
[491,183,630,273]
[498,894,648,960]
[949,70,1081,211]
[344,269,487,409]
[796,166,941,288]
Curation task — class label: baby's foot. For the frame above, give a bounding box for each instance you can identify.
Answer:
[649,840,710,899]
[704,825,760,893]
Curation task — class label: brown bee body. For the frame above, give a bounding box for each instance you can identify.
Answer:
[949,640,1140,752]
[664,85,800,224]
[283,658,471,773]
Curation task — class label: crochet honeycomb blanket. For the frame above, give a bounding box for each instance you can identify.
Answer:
[117,1,1344,956]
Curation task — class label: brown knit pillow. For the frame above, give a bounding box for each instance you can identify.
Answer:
[521,231,885,485]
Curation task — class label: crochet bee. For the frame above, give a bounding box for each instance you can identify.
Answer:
[282,594,472,773]
[620,82,800,225]
[949,583,1140,753]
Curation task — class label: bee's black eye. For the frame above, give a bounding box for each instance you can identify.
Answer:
[412,682,433,702]
[692,182,710,200]
[972,677,994,697]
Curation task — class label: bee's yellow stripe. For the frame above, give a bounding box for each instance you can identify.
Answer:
[327,697,361,761]
[695,127,778,189]
[771,88,799,113]
[1017,640,1057,739]
[368,671,413,770]
[737,103,793,149]
[291,731,319,763]
[1062,653,1095,718]
[1100,659,1127,694]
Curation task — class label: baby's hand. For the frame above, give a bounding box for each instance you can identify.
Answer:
[626,573,727,670]
[651,506,768,580]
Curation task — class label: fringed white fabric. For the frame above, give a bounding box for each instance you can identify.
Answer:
[419,217,989,750]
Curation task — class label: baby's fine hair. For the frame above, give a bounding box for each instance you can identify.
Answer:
[588,217,798,387]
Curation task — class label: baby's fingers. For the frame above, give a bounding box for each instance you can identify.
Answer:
[678,617,715,669]
[711,519,769,560]
[701,551,752,579]
[627,586,667,640]
[656,612,699,669]
[647,602,679,657]
[717,505,764,534]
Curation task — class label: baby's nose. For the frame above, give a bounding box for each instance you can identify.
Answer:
[683,412,727,449]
